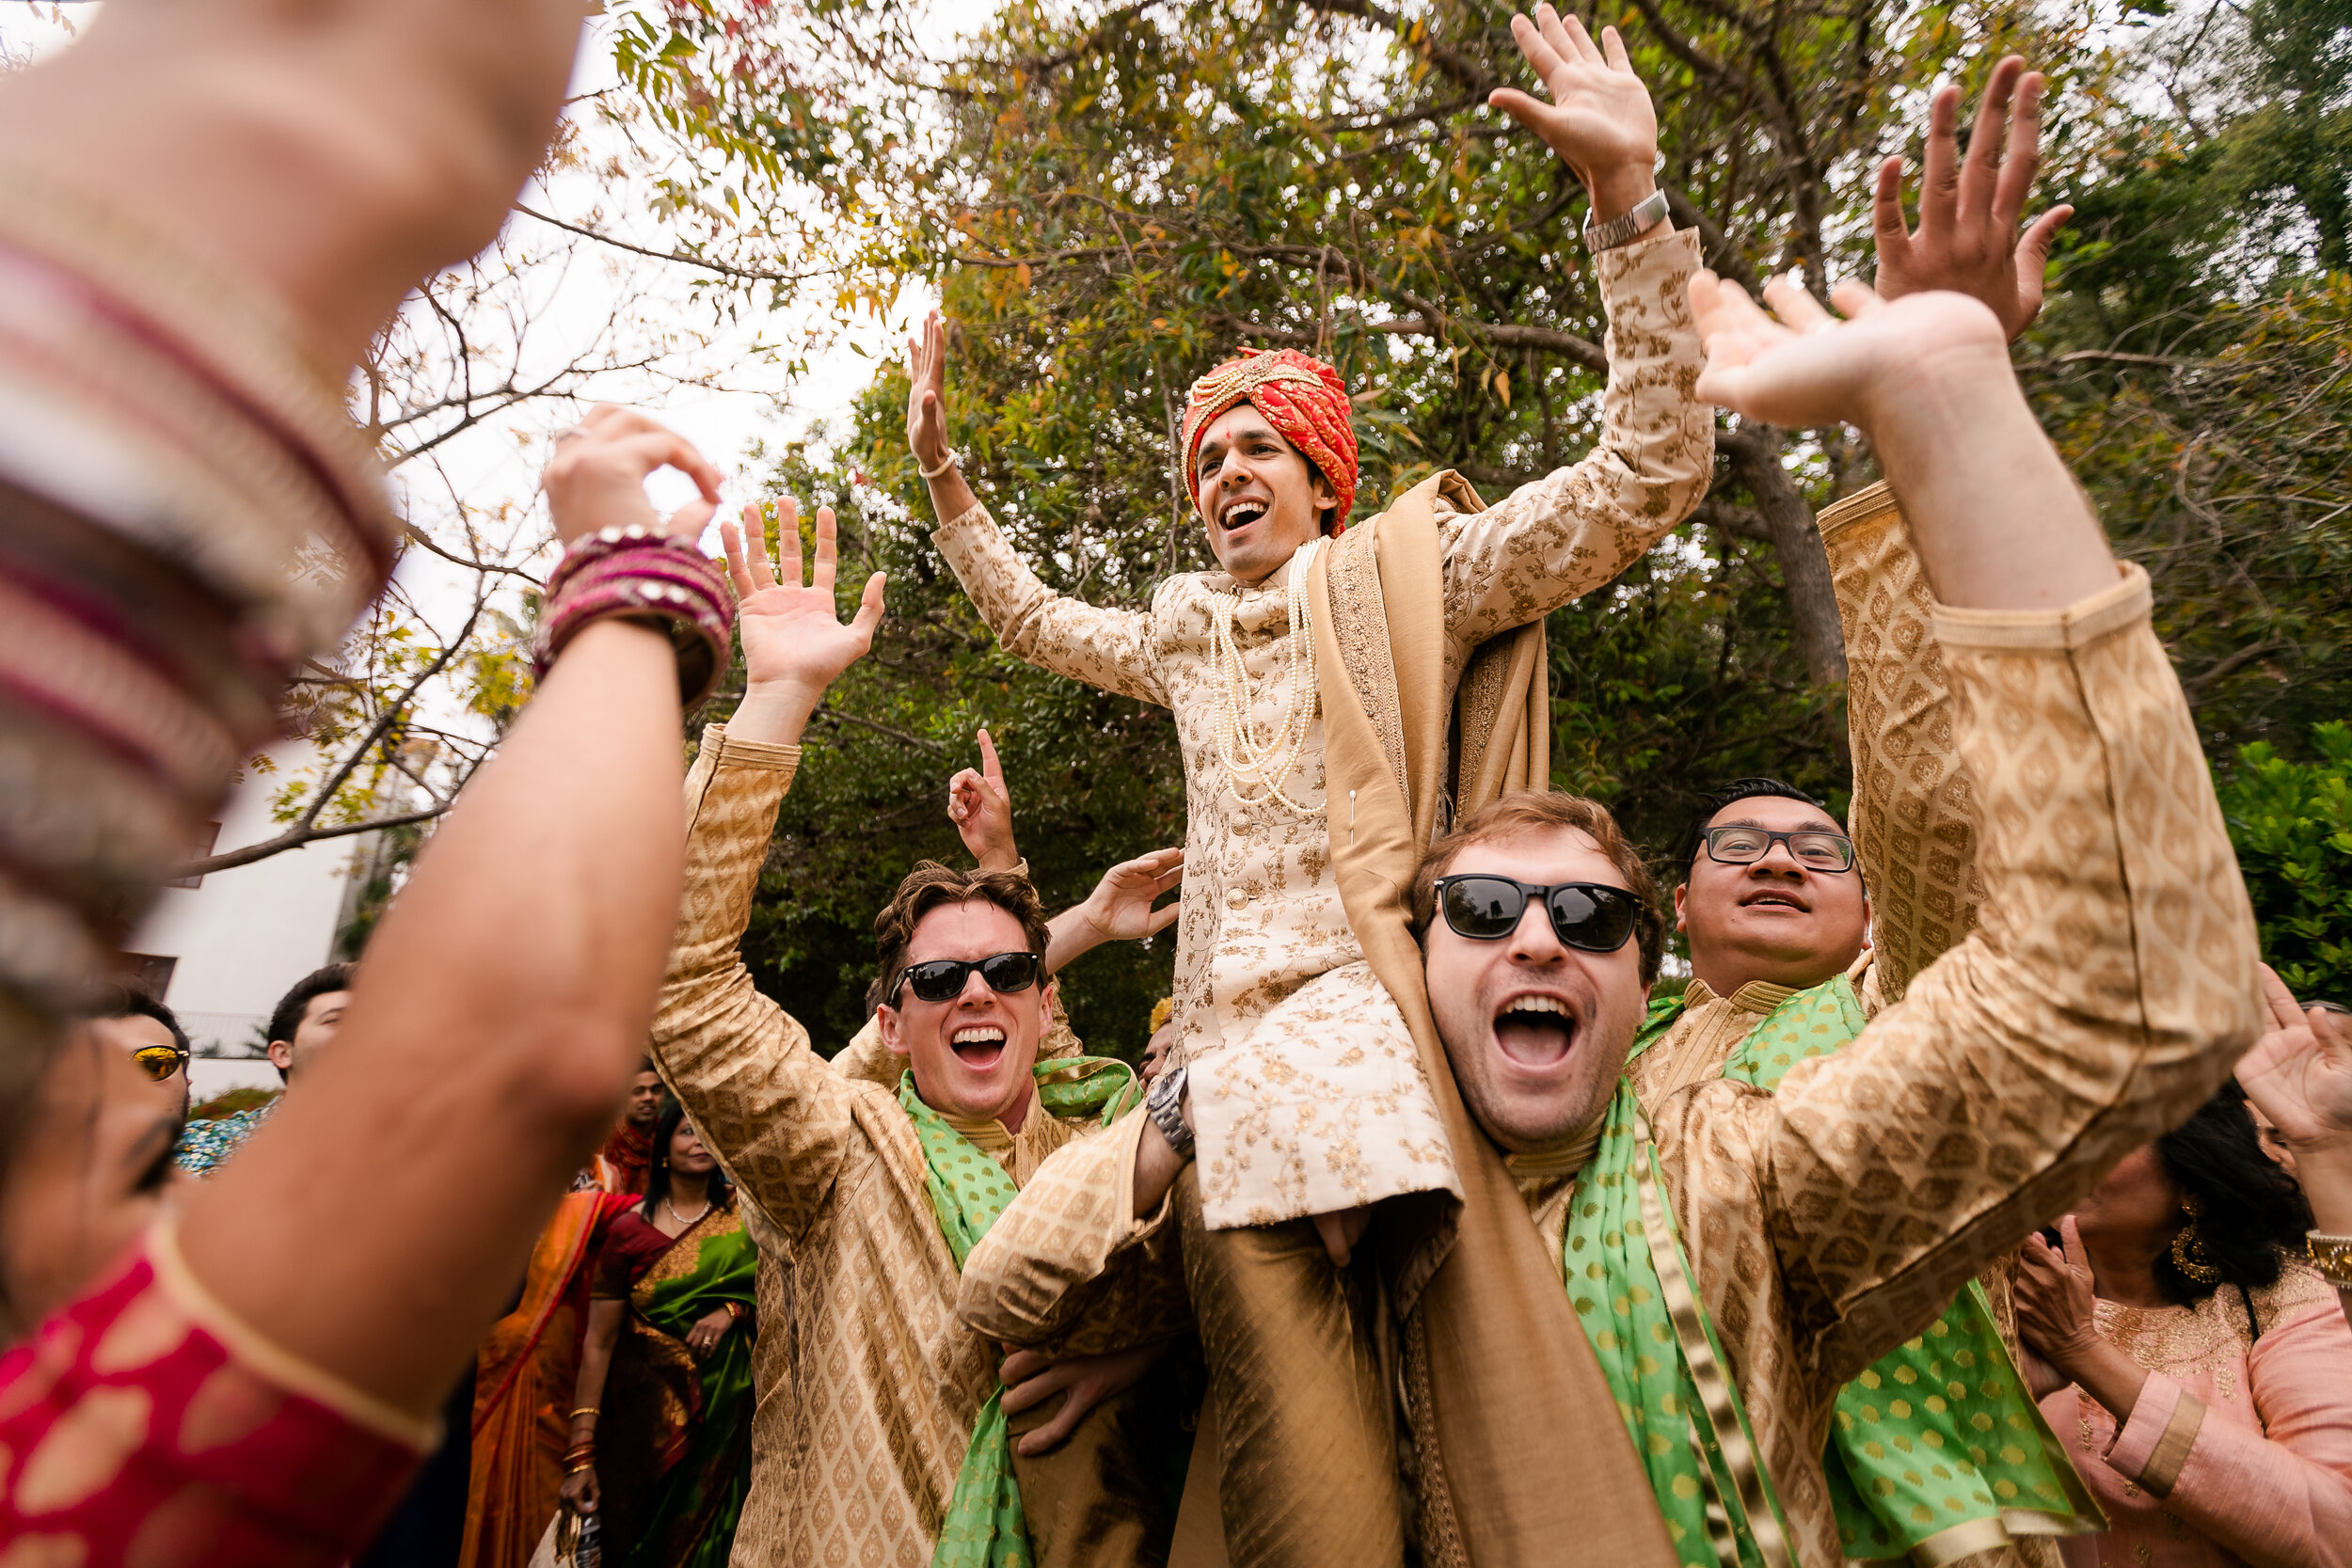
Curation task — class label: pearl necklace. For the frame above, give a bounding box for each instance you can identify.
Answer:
[665,1196,711,1228]
[1207,540,1325,817]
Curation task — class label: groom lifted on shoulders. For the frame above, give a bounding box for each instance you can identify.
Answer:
[909,7,1713,1562]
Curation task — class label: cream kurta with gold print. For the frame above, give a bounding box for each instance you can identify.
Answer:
[932,226,1712,1228]
[649,727,1102,1568]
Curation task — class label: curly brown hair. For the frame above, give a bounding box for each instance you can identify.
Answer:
[1410,791,1667,986]
[874,863,1054,1006]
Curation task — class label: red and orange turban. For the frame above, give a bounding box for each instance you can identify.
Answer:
[1179,348,1359,534]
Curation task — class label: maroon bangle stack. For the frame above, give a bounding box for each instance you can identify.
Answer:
[0,166,399,1037]
[532,526,737,709]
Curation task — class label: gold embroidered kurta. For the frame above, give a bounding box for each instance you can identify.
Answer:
[930,226,1712,1228]
[648,726,1101,1568]
[958,568,2267,1568]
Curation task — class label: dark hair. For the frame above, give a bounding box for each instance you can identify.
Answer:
[641,1097,730,1222]
[91,984,188,1056]
[874,863,1053,1007]
[265,962,356,1082]
[1677,777,1834,867]
[1411,791,1667,986]
[2152,1084,2314,1310]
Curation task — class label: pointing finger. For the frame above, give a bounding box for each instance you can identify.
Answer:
[978,727,1004,789]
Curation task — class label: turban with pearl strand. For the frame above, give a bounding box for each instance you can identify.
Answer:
[1180,348,1359,534]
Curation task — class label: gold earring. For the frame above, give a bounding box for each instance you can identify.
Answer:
[2171,1194,2222,1284]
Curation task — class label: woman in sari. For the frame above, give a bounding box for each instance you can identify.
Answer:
[560,1100,757,1568]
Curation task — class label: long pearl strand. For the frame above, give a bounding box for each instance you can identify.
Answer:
[1208,540,1325,816]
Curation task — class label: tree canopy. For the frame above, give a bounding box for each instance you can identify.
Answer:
[580,0,2352,1053]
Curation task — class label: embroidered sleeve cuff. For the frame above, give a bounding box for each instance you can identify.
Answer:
[150,1216,440,1451]
[1593,223,1703,298]
[1815,480,1899,545]
[936,498,995,539]
[2103,1375,2203,1498]
[699,722,802,777]
[1932,562,2153,652]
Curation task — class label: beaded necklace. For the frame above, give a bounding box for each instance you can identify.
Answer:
[1207,540,1325,816]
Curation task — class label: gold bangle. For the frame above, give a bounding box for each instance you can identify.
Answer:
[569,1407,600,1419]
[564,1460,596,1476]
[2311,1232,2352,1287]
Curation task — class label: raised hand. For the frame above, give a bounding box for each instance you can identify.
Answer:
[542,404,724,548]
[2014,1216,2102,1379]
[2238,964,2352,1153]
[949,728,1019,872]
[718,498,886,746]
[905,309,954,472]
[1042,846,1184,974]
[1688,269,2009,434]
[1874,56,2073,341]
[1077,847,1184,943]
[1488,5,1660,224]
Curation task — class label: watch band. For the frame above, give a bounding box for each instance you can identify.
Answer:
[1583,188,1671,253]
[1147,1065,1195,1160]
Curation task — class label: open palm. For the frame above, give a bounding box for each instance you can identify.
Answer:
[2238,964,2352,1147]
[721,498,885,695]
[1689,270,2009,431]
[1488,7,1656,185]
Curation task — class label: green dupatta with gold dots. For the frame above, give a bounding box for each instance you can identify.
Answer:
[895,1056,1141,1568]
[1574,984,2101,1568]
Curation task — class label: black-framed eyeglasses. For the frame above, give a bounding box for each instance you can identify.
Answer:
[1700,825,1855,873]
[894,951,1043,1006]
[131,1043,190,1083]
[1432,876,1640,953]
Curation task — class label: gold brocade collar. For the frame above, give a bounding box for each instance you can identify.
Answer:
[942,1093,1038,1158]
[1679,977,1800,1017]
[1505,1121,1605,1182]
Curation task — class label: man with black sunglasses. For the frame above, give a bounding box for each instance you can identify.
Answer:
[644,499,1189,1568]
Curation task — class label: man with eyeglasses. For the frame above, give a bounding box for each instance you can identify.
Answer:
[644,499,1188,1568]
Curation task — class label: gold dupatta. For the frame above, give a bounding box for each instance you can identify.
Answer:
[1301,470,1680,1568]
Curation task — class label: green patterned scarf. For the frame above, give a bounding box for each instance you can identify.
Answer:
[1718,982,2100,1563]
[1568,1018,1797,1568]
[1597,981,2098,1566]
[897,1057,1140,1568]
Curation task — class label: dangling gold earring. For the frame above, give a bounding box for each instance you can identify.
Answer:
[2171,1193,2222,1284]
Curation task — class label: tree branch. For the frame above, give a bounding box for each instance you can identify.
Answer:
[516,204,841,287]
[181,804,452,879]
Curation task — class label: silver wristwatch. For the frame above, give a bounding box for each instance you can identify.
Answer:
[1146,1065,1194,1161]
[1582,188,1671,253]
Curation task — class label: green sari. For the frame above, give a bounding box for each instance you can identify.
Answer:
[598,1203,759,1568]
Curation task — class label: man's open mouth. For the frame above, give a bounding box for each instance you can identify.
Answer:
[1493,993,1579,1068]
[951,1024,1008,1068]
[1740,890,1810,912]
[1220,499,1267,532]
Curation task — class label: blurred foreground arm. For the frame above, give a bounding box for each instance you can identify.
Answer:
[179,407,712,1419]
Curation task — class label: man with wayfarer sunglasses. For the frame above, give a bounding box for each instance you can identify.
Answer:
[644,497,1192,1568]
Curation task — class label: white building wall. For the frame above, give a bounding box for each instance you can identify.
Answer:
[130,739,369,1093]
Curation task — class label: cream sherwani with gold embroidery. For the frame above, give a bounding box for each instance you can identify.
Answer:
[931,226,1712,1228]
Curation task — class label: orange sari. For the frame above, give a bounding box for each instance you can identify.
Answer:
[460,1189,639,1568]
